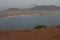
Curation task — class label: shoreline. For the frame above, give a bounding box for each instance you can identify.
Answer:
[0,10,60,18]
[0,11,60,19]
[1,14,40,19]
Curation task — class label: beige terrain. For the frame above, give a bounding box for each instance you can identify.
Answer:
[0,9,60,18]
[0,25,60,40]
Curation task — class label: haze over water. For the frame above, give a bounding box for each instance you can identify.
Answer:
[0,0,60,11]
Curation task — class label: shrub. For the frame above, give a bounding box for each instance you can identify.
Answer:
[34,25,47,29]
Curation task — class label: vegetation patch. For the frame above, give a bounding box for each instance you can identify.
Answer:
[34,25,47,29]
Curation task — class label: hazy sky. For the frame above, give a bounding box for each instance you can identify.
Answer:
[0,0,60,10]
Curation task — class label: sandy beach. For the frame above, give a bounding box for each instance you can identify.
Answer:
[0,10,60,18]
[0,14,41,19]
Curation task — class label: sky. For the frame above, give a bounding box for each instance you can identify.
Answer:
[0,0,60,11]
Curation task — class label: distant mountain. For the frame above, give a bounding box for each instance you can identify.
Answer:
[0,8,21,13]
[0,5,60,13]
[4,8,20,11]
[1,5,60,12]
[29,5,60,10]
[0,5,60,18]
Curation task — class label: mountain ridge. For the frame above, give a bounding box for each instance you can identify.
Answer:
[1,5,60,12]
[29,5,60,10]
[0,5,60,18]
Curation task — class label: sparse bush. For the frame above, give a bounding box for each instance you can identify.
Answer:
[34,25,47,29]
[56,25,60,27]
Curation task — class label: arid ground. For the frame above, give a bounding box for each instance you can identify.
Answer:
[0,9,60,18]
[0,25,60,40]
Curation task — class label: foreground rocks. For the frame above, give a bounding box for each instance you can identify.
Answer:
[0,25,60,40]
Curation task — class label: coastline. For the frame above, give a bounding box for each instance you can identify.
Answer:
[1,14,40,19]
[0,10,60,19]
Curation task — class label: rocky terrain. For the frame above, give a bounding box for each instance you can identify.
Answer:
[0,25,60,40]
[0,5,60,18]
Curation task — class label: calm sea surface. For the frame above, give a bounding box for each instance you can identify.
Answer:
[0,14,60,30]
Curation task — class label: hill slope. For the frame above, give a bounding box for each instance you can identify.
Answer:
[30,5,60,10]
[0,5,60,18]
[0,25,60,40]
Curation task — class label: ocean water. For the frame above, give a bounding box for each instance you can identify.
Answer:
[0,14,60,30]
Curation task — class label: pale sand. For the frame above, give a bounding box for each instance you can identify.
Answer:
[1,14,40,19]
[0,10,60,18]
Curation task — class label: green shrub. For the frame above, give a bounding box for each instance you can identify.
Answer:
[34,25,47,29]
